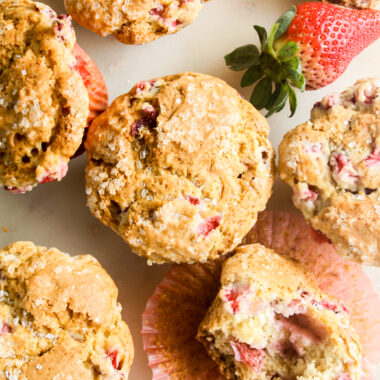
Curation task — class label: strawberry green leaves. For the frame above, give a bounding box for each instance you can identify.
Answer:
[241,66,263,87]
[251,78,272,110]
[274,6,297,40]
[225,5,305,117]
[225,45,260,71]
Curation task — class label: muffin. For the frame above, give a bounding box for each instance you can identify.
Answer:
[0,0,108,194]
[65,0,207,45]
[0,241,134,379]
[278,78,380,265]
[323,0,379,9]
[85,72,275,264]
[197,244,362,380]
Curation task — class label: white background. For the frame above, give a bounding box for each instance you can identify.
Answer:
[0,0,380,378]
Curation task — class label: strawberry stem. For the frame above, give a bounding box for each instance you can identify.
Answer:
[225,5,304,117]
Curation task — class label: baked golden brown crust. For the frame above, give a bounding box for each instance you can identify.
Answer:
[0,241,134,379]
[65,0,206,44]
[0,0,89,193]
[198,244,362,380]
[85,72,275,264]
[322,0,379,9]
[279,78,380,265]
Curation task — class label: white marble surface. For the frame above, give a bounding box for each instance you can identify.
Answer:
[0,0,380,378]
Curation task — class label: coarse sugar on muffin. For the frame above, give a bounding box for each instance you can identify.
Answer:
[197,244,362,380]
[85,72,275,264]
[278,78,380,265]
[0,0,107,194]
[0,241,134,379]
[65,0,207,45]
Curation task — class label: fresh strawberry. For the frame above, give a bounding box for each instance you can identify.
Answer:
[73,43,108,126]
[278,3,380,89]
[225,3,380,117]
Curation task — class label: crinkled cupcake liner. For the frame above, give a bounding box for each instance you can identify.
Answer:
[142,261,224,379]
[72,43,108,158]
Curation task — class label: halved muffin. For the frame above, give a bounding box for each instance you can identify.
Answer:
[197,244,361,379]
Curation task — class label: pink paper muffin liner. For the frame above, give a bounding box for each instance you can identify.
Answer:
[141,261,225,379]
[142,211,380,379]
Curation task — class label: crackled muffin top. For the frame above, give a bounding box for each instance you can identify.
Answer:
[279,78,380,265]
[0,0,89,193]
[85,72,275,264]
[65,0,206,45]
[0,241,134,379]
[197,244,362,380]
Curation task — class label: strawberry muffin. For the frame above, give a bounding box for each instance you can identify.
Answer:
[279,78,380,265]
[323,0,379,9]
[85,72,275,264]
[65,0,207,44]
[0,241,134,379]
[197,244,362,380]
[0,0,107,194]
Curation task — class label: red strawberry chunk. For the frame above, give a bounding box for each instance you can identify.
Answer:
[330,153,359,186]
[321,94,337,108]
[0,322,12,334]
[197,215,221,237]
[107,350,119,370]
[169,19,182,28]
[364,147,380,167]
[4,185,33,194]
[142,103,157,119]
[149,5,181,29]
[149,4,165,17]
[39,176,54,184]
[53,14,73,42]
[186,195,200,206]
[319,300,339,313]
[230,340,265,373]
[312,299,349,314]
[131,116,157,137]
[223,288,241,314]
[135,80,156,94]
[222,285,263,315]
[338,374,352,380]
[297,187,318,202]
[38,162,68,184]
[300,290,310,298]
[334,154,348,173]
